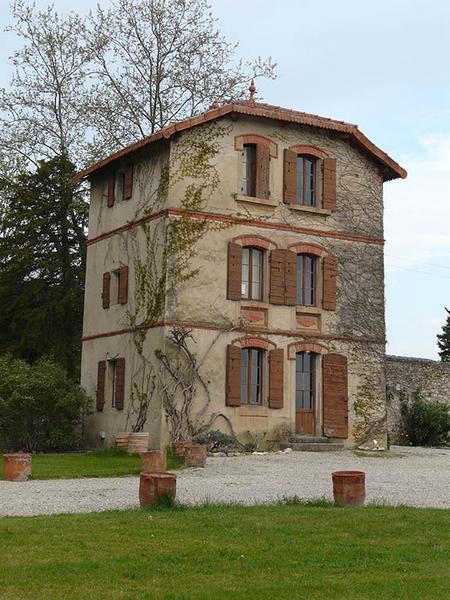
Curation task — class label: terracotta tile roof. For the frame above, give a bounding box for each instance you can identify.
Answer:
[76,100,407,181]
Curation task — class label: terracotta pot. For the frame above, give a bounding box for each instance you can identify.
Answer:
[184,443,207,467]
[139,472,177,508]
[141,450,167,473]
[115,432,130,450]
[3,453,32,482]
[332,470,365,506]
[127,432,149,454]
[172,441,193,458]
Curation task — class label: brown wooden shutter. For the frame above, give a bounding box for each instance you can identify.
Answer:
[107,174,115,207]
[124,164,133,200]
[96,361,106,411]
[268,348,284,409]
[227,242,242,301]
[283,148,297,204]
[256,144,270,199]
[118,266,129,305]
[322,255,337,311]
[322,353,348,438]
[322,158,336,211]
[102,272,111,309]
[115,357,125,410]
[269,249,286,305]
[225,345,241,406]
[285,251,297,306]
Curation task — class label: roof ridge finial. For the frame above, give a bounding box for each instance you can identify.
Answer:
[248,79,256,103]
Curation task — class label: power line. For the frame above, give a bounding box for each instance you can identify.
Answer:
[385,253,450,272]
[385,261,450,280]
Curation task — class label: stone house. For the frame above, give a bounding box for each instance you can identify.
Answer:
[78,94,406,449]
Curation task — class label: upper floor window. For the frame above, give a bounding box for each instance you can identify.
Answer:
[297,254,316,306]
[106,164,133,207]
[242,247,263,300]
[241,347,264,405]
[241,144,257,196]
[297,155,317,206]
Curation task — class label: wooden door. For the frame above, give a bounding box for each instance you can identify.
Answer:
[295,352,316,435]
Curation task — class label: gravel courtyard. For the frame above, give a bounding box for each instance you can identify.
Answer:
[1,446,449,517]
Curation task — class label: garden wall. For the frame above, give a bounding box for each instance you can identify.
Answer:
[385,355,450,441]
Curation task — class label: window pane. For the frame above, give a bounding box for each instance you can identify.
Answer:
[243,145,256,197]
[242,248,249,298]
[297,254,303,304]
[305,256,315,306]
[295,352,316,410]
[304,158,315,206]
[251,249,263,300]
[296,157,303,203]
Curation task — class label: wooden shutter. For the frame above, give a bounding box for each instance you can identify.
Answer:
[269,249,286,305]
[96,361,106,411]
[115,357,125,410]
[285,251,297,306]
[227,242,242,301]
[283,149,297,204]
[225,345,241,406]
[102,272,111,309]
[322,255,337,311]
[322,353,348,438]
[118,266,129,305]
[107,174,115,207]
[268,348,284,409]
[256,144,270,199]
[124,164,133,200]
[322,158,336,211]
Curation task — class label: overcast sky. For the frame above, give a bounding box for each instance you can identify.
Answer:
[1,0,450,359]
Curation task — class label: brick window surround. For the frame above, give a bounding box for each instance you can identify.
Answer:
[231,336,277,351]
[287,341,329,360]
[234,134,278,158]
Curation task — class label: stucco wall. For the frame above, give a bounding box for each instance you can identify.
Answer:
[385,355,450,440]
[81,113,388,449]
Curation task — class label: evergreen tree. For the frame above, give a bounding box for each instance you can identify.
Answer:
[0,154,87,379]
[437,307,450,362]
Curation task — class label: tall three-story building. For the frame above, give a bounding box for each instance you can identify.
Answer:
[79,93,406,449]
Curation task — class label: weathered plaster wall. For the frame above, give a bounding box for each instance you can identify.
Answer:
[385,355,450,440]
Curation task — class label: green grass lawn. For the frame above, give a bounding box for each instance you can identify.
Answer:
[0,449,182,480]
[0,504,449,600]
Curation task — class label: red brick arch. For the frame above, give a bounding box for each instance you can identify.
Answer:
[234,134,278,158]
[232,235,277,251]
[288,242,328,257]
[231,336,277,350]
[289,144,328,159]
[287,341,329,360]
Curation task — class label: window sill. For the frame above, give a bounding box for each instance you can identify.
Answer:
[295,306,322,315]
[235,194,278,208]
[241,300,269,310]
[287,204,331,216]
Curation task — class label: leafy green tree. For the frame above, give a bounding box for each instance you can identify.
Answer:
[437,307,450,362]
[0,154,87,379]
[0,354,92,452]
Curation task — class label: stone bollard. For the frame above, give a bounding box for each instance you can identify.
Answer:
[141,450,167,473]
[3,453,32,482]
[139,472,177,508]
[184,443,207,467]
[332,470,365,506]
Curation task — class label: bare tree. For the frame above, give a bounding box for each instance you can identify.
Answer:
[0,1,93,170]
[86,0,276,156]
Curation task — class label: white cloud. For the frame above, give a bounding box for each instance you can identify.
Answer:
[384,134,450,272]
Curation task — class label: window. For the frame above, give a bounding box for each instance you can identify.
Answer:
[297,155,317,206]
[241,144,256,196]
[297,254,316,306]
[241,348,263,405]
[242,247,263,300]
[115,171,126,202]
[295,351,316,410]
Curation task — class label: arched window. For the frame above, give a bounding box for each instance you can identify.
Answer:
[297,155,317,206]
[297,254,317,306]
[242,246,264,300]
[241,347,264,405]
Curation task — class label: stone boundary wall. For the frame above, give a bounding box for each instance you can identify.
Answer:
[385,355,450,440]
